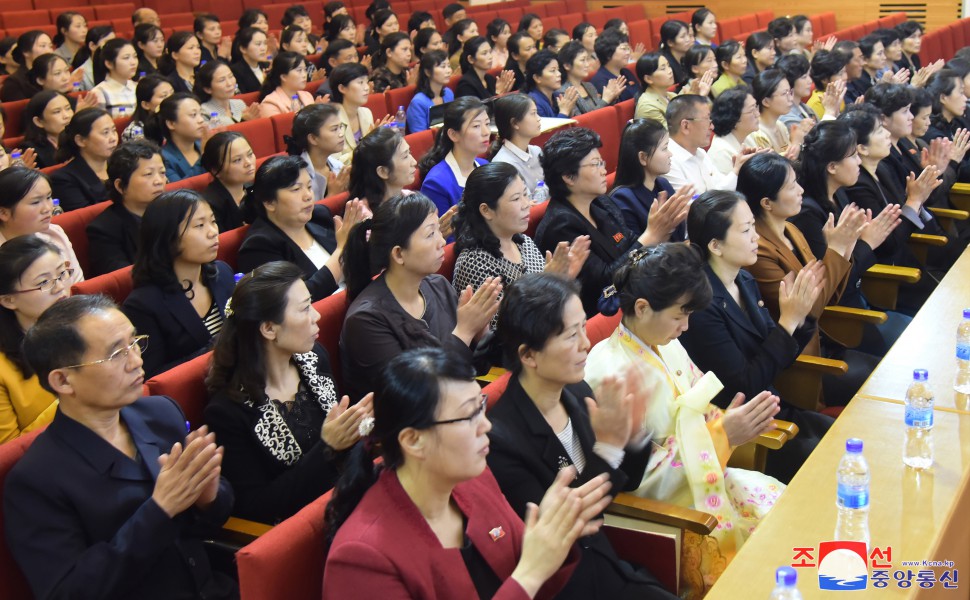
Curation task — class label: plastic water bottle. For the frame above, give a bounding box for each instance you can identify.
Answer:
[72,81,81,93]
[532,180,550,203]
[955,309,970,394]
[208,111,220,130]
[117,106,126,120]
[835,438,870,548]
[395,105,407,134]
[10,151,23,167]
[903,369,934,469]
[769,566,802,599]
[234,272,245,283]
[51,198,63,216]
[291,94,301,112]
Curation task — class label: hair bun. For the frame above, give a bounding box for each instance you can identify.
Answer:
[597,285,621,316]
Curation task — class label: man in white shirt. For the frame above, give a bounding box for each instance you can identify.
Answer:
[665,94,758,194]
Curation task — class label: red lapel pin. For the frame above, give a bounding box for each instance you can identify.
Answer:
[488,526,505,541]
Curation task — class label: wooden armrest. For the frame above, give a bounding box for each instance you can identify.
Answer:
[926,207,969,221]
[223,517,274,537]
[770,418,799,439]
[792,354,849,376]
[476,366,507,383]
[822,305,887,324]
[753,428,789,450]
[950,182,970,211]
[819,306,887,349]
[910,232,948,246]
[607,492,717,535]
[864,264,921,283]
[205,517,274,553]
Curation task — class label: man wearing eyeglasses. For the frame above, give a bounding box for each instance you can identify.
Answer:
[4,295,237,600]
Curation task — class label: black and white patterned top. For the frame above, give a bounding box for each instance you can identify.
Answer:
[453,236,546,328]
[201,300,224,337]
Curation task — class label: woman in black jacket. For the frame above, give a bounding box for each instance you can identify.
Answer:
[229,27,270,94]
[680,190,833,483]
[237,155,365,301]
[122,190,234,378]
[205,261,373,523]
[50,108,116,212]
[489,272,676,600]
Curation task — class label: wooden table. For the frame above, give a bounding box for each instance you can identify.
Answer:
[856,250,970,414]
[706,397,970,598]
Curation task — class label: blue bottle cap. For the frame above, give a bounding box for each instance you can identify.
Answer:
[913,369,928,382]
[234,272,245,283]
[52,198,60,206]
[846,438,863,453]
[963,308,970,319]
[776,566,797,586]
[139,71,146,78]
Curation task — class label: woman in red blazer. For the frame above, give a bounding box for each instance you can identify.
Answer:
[323,347,613,599]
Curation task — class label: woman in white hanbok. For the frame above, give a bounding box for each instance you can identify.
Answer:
[585,243,786,597]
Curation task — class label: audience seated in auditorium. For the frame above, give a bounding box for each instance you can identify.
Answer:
[455,36,513,101]
[50,108,116,211]
[317,39,361,99]
[53,12,88,65]
[777,54,836,129]
[205,261,374,523]
[419,97,491,215]
[30,53,79,97]
[490,273,678,599]
[122,75,174,142]
[665,94,747,193]
[0,31,52,102]
[534,127,648,316]
[768,17,799,56]
[742,32,776,87]
[573,22,601,73]
[229,27,270,95]
[282,5,321,51]
[558,41,623,116]
[446,20,479,72]
[709,88,760,175]
[200,131,255,232]
[609,119,691,239]
[407,50,455,133]
[682,191,835,483]
[123,190,233,377]
[807,49,850,119]
[634,53,677,127]
[371,32,413,93]
[86,140,166,276]
[323,347,607,598]
[488,19,512,69]
[524,50,579,119]
[896,20,924,75]
[744,69,811,158]
[0,236,69,443]
[412,27,443,64]
[680,44,717,96]
[364,9,401,59]
[692,8,719,49]
[196,60,260,126]
[146,93,206,182]
[489,94,544,198]
[348,127,418,215]
[0,167,84,282]
[925,68,970,180]
[21,91,75,169]
[285,103,348,201]
[4,295,236,600]
[711,41,747,98]
[738,151,879,406]
[340,192,500,400]
[90,39,138,118]
[452,163,588,328]
[658,21,692,87]
[194,13,230,65]
[258,52,315,118]
[506,31,537,91]
[331,62,378,164]
[588,242,784,595]
[845,35,885,103]
[161,32,202,95]
[591,29,638,103]
[238,155,365,301]
[133,23,165,79]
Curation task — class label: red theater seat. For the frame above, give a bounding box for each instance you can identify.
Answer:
[0,428,43,600]
[51,199,111,275]
[313,291,348,391]
[146,351,212,429]
[1,99,29,138]
[216,225,249,269]
[270,111,296,154]
[70,265,134,304]
[224,118,277,158]
[574,108,620,173]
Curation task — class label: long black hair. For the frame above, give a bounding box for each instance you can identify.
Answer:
[687,189,747,260]
[23,90,70,147]
[737,152,795,219]
[285,103,342,155]
[487,93,534,158]
[143,92,197,145]
[206,261,306,405]
[611,118,668,191]
[130,74,170,124]
[259,51,305,100]
[342,192,439,300]
[347,127,406,212]
[241,154,307,223]
[324,347,477,544]
[72,25,113,70]
[132,189,217,293]
[453,162,526,257]
[56,107,111,163]
[416,50,449,99]
[92,37,133,85]
[0,235,63,377]
[417,96,486,178]
[798,120,858,206]
[603,242,712,317]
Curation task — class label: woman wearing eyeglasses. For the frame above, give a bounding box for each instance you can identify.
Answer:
[206,261,374,524]
[0,235,72,442]
[0,167,84,285]
[488,273,678,600]
[324,346,612,599]
[743,69,810,160]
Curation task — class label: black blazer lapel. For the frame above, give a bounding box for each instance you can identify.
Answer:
[505,378,575,473]
[704,266,762,339]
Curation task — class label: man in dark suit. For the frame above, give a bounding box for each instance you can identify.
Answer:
[4,295,236,600]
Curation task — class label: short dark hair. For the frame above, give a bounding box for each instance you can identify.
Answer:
[325,15,356,43]
[926,68,961,113]
[323,38,355,73]
[752,68,787,112]
[193,59,231,102]
[858,34,883,60]
[558,40,588,78]
[910,85,933,114]
[241,155,306,222]
[711,87,750,136]
[442,3,465,20]
[896,20,924,40]
[24,294,118,394]
[454,162,526,257]
[594,28,626,65]
[285,103,341,155]
[837,103,882,146]
[715,40,742,75]
[864,82,914,117]
[745,31,774,67]
[683,44,714,78]
[666,94,710,135]
[407,11,434,34]
[539,127,602,201]
[508,31,531,60]
[543,29,569,51]
[202,130,248,175]
[413,27,440,60]
[259,51,305,101]
[282,5,310,28]
[776,53,810,88]
[324,2,345,18]
[833,39,859,61]
[58,107,112,163]
[193,12,219,34]
[572,22,594,41]
[107,139,162,203]
[872,27,901,49]
[329,61,369,103]
[792,15,811,35]
[230,26,267,64]
[608,242,712,316]
[347,126,405,212]
[612,118,669,190]
[523,48,558,93]
[767,17,794,42]
[238,9,267,30]
[687,190,747,260]
[810,49,849,89]
[736,152,796,218]
[496,273,581,373]
[133,189,216,293]
[798,120,857,205]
